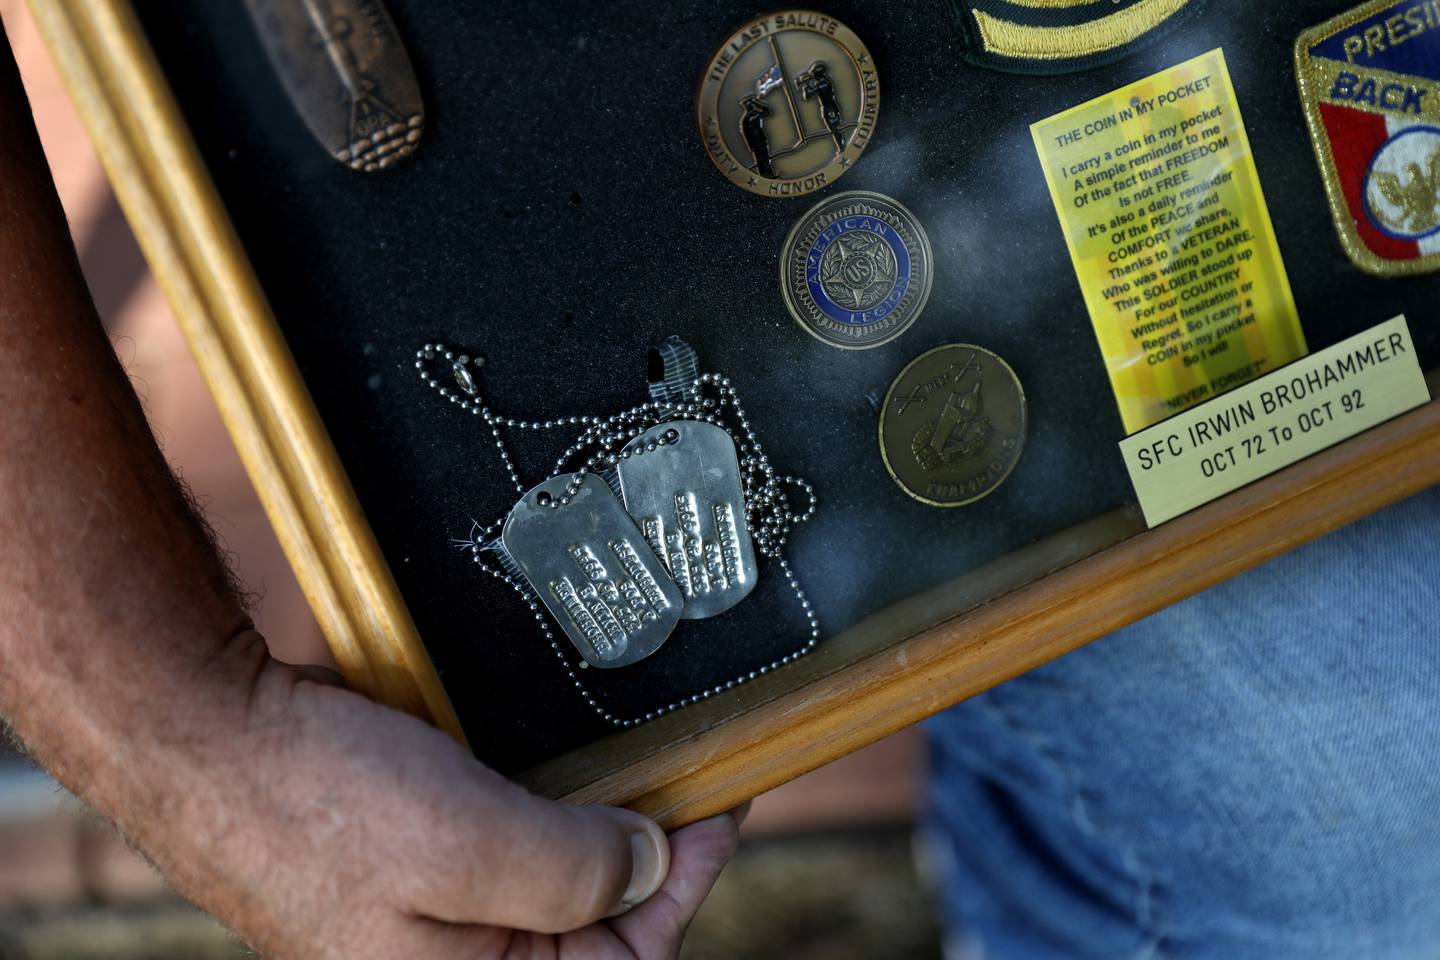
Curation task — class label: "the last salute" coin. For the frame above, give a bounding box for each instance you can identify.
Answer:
[697,11,879,197]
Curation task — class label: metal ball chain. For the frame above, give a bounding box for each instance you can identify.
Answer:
[416,342,820,727]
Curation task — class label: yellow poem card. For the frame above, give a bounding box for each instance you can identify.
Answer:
[1033,48,1307,434]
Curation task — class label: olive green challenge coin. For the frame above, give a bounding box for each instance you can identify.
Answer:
[879,345,1027,507]
[697,11,879,197]
[781,191,933,350]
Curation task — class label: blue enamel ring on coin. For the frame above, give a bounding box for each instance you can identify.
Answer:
[781,191,933,350]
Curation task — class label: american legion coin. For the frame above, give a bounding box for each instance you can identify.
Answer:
[879,345,1027,507]
[697,11,879,197]
[781,191,933,350]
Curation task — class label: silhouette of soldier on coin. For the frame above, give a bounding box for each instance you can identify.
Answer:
[739,95,776,179]
[798,61,846,152]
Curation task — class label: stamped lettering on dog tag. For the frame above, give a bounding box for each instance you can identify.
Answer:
[617,422,758,620]
[501,474,682,668]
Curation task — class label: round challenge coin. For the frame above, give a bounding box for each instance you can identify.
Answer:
[697,11,879,197]
[879,345,1027,507]
[782,191,933,350]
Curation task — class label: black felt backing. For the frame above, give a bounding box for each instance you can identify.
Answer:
[133,1,1439,773]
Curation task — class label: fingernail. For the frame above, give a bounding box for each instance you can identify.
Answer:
[619,824,668,911]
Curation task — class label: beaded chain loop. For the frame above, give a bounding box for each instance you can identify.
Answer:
[416,342,820,728]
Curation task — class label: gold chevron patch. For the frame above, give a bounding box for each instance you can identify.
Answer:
[954,0,1204,74]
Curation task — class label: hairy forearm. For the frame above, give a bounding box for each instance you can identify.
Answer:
[0,30,260,855]
[0,28,742,960]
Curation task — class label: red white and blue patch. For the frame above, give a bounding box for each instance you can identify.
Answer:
[1296,0,1440,275]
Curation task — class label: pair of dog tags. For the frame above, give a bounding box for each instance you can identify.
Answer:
[497,420,758,668]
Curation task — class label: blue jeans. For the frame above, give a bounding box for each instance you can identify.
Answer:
[925,487,1440,959]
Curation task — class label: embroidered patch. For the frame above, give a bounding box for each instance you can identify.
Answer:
[951,0,1204,75]
[1296,0,1440,276]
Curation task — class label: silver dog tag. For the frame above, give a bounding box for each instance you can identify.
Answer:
[617,422,758,620]
[500,474,682,668]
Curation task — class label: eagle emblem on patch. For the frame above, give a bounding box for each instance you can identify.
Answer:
[951,0,1204,75]
[1296,0,1440,276]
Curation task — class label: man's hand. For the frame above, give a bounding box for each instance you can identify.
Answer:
[0,19,736,958]
[149,639,739,958]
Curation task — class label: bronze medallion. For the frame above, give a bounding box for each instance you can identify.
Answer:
[781,191,932,349]
[243,0,424,171]
[879,345,1027,507]
[697,11,879,197]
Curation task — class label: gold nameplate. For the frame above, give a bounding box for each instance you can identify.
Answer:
[1120,315,1431,527]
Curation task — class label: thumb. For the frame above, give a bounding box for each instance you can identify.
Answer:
[415,774,670,934]
[610,810,743,957]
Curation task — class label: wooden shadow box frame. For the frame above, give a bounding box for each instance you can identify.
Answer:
[31,0,1440,829]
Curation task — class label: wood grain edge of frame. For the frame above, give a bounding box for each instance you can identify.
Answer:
[25,0,468,749]
[556,397,1440,830]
